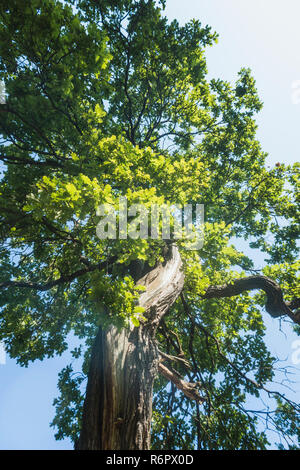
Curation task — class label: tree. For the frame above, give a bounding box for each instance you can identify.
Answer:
[0,0,299,450]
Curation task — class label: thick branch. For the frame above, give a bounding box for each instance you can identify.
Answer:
[202,275,300,324]
[0,257,117,291]
[137,244,185,328]
[157,348,191,370]
[181,293,300,413]
[0,154,63,168]
[158,362,205,404]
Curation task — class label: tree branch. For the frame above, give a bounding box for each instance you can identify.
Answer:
[202,275,300,324]
[181,293,300,413]
[158,361,205,404]
[0,257,117,291]
[157,348,191,370]
[0,154,63,169]
[137,245,185,328]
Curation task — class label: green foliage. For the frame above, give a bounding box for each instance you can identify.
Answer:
[88,271,146,328]
[50,364,85,443]
[0,0,299,450]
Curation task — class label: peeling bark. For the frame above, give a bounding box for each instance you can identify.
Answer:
[77,325,158,450]
[77,245,184,450]
[158,361,205,403]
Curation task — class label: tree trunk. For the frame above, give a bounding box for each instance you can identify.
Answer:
[77,245,184,450]
[77,324,158,450]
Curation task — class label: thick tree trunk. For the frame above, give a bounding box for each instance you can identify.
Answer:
[77,324,158,450]
[77,245,184,450]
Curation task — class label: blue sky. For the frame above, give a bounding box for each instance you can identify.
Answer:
[0,0,299,450]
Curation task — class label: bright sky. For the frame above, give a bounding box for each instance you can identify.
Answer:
[165,0,300,167]
[0,1,299,450]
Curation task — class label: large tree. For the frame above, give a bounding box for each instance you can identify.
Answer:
[0,0,299,450]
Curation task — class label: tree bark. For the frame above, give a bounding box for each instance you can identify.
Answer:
[77,245,184,450]
[77,324,158,450]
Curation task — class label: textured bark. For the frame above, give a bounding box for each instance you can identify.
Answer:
[158,362,205,403]
[77,325,158,450]
[77,245,184,450]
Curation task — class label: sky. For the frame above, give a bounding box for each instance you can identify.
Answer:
[0,0,299,450]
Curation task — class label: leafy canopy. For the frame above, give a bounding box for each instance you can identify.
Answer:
[0,0,299,449]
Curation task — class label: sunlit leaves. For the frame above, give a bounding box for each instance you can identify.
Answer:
[0,0,299,450]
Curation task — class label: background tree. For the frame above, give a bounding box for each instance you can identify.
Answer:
[0,0,299,450]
